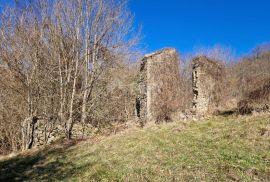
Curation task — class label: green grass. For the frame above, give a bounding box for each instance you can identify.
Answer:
[1,115,270,181]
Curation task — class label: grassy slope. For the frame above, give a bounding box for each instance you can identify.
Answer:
[0,115,270,181]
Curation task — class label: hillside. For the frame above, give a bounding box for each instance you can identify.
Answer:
[1,115,270,181]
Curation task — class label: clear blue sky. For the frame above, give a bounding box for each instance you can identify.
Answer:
[129,0,270,56]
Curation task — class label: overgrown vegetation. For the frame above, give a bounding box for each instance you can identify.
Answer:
[0,0,139,154]
[1,114,269,181]
[178,44,270,113]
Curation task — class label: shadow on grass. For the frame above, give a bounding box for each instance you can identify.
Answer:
[0,140,85,181]
[217,109,237,117]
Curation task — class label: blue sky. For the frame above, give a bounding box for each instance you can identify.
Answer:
[130,0,270,56]
[0,0,12,7]
[0,0,269,56]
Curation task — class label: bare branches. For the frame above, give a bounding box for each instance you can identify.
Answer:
[0,0,139,153]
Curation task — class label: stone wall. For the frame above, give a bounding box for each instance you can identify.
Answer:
[192,56,224,116]
[21,117,63,149]
[136,48,181,123]
[22,117,92,149]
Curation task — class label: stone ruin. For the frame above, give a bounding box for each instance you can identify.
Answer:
[20,50,227,150]
[192,56,224,116]
[136,48,181,123]
[136,51,225,123]
[21,117,62,150]
[22,51,226,149]
[22,117,92,149]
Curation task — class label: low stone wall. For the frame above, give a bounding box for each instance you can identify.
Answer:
[22,117,93,149]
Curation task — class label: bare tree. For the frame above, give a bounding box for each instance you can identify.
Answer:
[0,0,139,153]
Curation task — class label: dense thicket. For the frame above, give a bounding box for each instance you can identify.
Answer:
[0,0,139,154]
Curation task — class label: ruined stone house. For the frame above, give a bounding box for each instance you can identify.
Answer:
[136,48,181,123]
[192,56,224,116]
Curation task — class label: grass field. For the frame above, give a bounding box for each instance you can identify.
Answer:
[0,114,270,181]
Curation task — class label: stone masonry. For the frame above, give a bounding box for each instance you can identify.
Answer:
[192,56,224,116]
[22,117,92,149]
[136,48,181,123]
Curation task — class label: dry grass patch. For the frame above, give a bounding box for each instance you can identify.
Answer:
[1,115,270,181]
